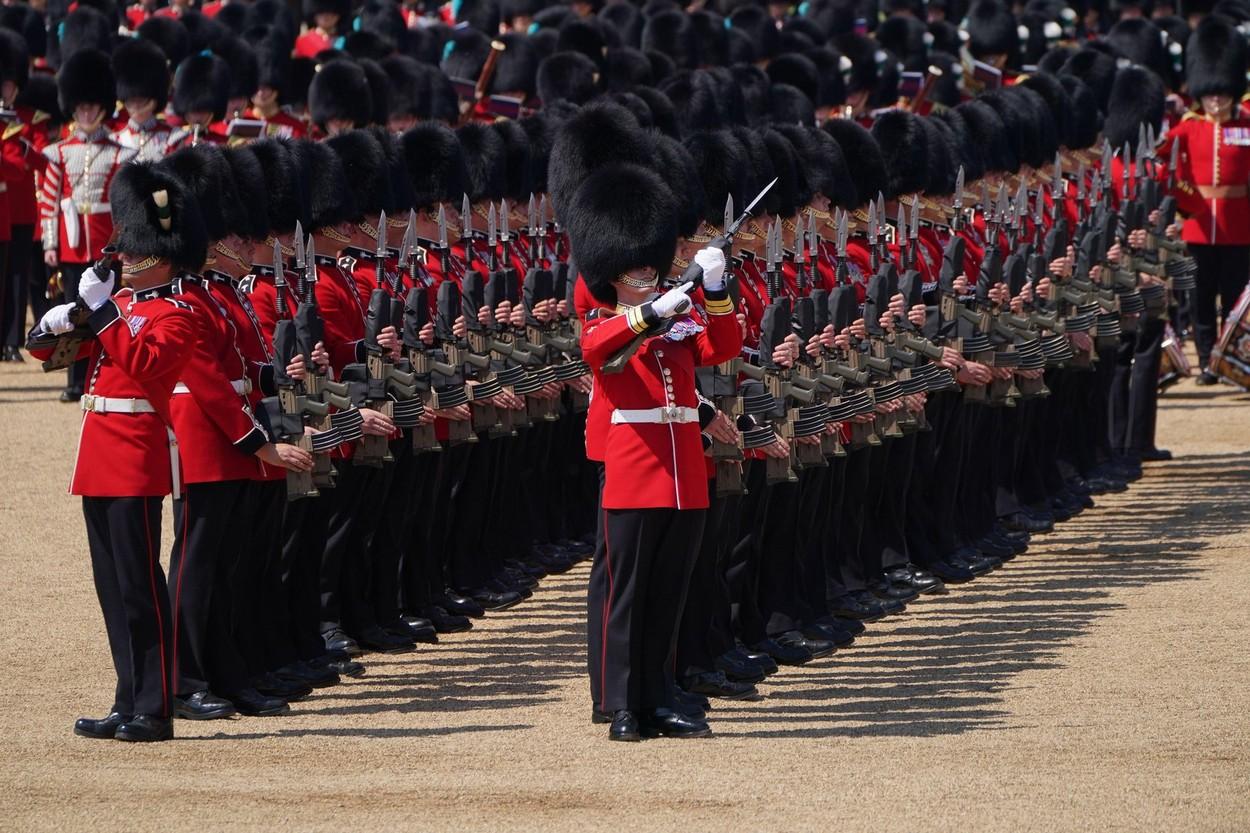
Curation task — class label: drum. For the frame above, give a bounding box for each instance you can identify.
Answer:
[1158,324,1192,391]
[1209,284,1250,391]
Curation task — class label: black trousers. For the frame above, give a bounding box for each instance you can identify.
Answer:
[280,495,330,664]
[170,480,253,695]
[239,479,289,674]
[2,229,33,347]
[586,464,607,710]
[1190,243,1250,369]
[319,460,374,634]
[676,480,732,680]
[60,262,87,393]
[597,506,705,713]
[82,496,174,717]
[1128,315,1166,453]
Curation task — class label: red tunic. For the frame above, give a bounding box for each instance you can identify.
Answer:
[581,290,741,510]
[1160,112,1250,245]
[38,127,134,264]
[168,276,267,485]
[29,284,196,496]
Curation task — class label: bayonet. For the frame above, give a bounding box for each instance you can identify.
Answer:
[273,238,289,314]
[437,204,448,250]
[487,202,498,271]
[375,210,388,290]
[723,193,733,235]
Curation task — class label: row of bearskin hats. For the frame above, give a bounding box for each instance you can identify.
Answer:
[0,0,1246,128]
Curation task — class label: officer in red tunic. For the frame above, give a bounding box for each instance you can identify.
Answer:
[295,0,349,59]
[245,35,309,141]
[568,162,742,741]
[39,49,136,400]
[110,39,177,164]
[1160,17,1250,382]
[27,162,206,742]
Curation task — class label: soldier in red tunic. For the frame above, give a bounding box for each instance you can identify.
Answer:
[1161,17,1250,382]
[168,53,231,151]
[28,162,206,742]
[567,162,742,741]
[40,49,136,401]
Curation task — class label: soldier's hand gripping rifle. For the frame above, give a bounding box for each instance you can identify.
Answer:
[435,279,486,446]
[30,232,122,371]
[400,280,460,453]
[829,285,888,449]
[262,238,323,499]
[601,178,778,373]
[342,212,419,467]
[295,232,355,486]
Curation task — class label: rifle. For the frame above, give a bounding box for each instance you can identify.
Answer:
[295,231,354,486]
[33,233,121,371]
[262,238,322,499]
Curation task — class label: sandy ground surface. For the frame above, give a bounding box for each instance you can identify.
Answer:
[1,356,1247,833]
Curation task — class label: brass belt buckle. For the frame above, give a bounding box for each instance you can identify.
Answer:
[80,394,96,412]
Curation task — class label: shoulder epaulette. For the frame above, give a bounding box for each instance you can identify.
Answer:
[237,274,256,294]
[31,111,49,125]
[1181,110,1202,122]
[2,122,24,140]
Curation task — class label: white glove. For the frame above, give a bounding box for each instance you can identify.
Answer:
[39,302,78,335]
[77,266,115,311]
[652,282,693,319]
[695,246,726,291]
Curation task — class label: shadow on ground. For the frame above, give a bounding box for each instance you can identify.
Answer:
[207,452,1247,742]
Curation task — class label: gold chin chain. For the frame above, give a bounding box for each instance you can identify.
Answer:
[617,273,657,289]
[321,226,351,244]
[358,221,379,240]
[264,235,295,257]
[122,255,162,275]
[213,240,249,270]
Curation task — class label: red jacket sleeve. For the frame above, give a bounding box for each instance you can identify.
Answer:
[87,297,195,382]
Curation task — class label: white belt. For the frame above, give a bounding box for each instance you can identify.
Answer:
[80,394,155,414]
[611,406,699,425]
[172,378,250,396]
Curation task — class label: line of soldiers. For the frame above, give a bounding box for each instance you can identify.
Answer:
[11,0,1245,742]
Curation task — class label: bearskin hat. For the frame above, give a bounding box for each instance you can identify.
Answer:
[0,6,45,61]
[727,5,778,61]
[966,0,1020,61]
[922,117,959,196]
[518,112,555,193]
[250,139,308,234]
[1018,72,1074,150]
[440,27,491,81]
[1060,48,1117,112]
[537,50,600,106]
[768,53,821,105]
[955,97,1017,172]
[683,129,750,227]
[359,58,389,126]
[57,7,114,68]
[492,119,533,204]
[651,133,703,238]
[222,146,269,241]
[642,9,695,68]
[931,106,985,182]
[136,17,192,67]
[602,46,653,91]
[1106,19,1172,84]
[112,38,169,110]
[57,48,115,116]
[565,163,678,304]
[558,17,610,68]
[805,46,850,109]
[731,126,783,215]
[180,10,231,52]
[767,84,816,126]
[456,121,506,203]
[172,52,231,119]
[1013,85,1057,167]
[876,15,929,63]
[214,36,259,101]
[159,144,237,242]
[629,85,676,137]
[821,118,887,208]
[453,0,500,37]
[1104,65,1166,149]
[290,138,358,228]
[492,32,539,96]
[600,2,643,47]
[247,0,299,41]
[303,0,351,24]
[1059,76,1101,150]
[326,129,392,222]
[659,70,722,135]
[1186,15,1248,100]
[871,109,930,198]
[110,161,207,272]
[549,101,651,218]
[401,122,469,209]
[254,31,292,96]
[758,128,802,217]
[979,89,1033,171]
[689,10,729,68]
[16,75,62,123]
[309,59,373,129]
[0,29,29,90]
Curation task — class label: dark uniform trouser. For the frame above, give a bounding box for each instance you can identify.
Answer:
[341,457,393,635]
[60,262,87,393]
[372,437,418,626]
[1,228,33,347]
[1128,315,1166,453]
[240,479,289,674]
[320,460,374,634]
[83,496,173,717]
[1189,243,1250,369]
[925,391,967,557]
[677,480,736,680]
[170,480,253,695]
[280,496,329,664]
[598,506,705,713]
[1108,330,1136,455]
[586,464,606,710]
[401,449,441,614]
[725,460,769,646]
